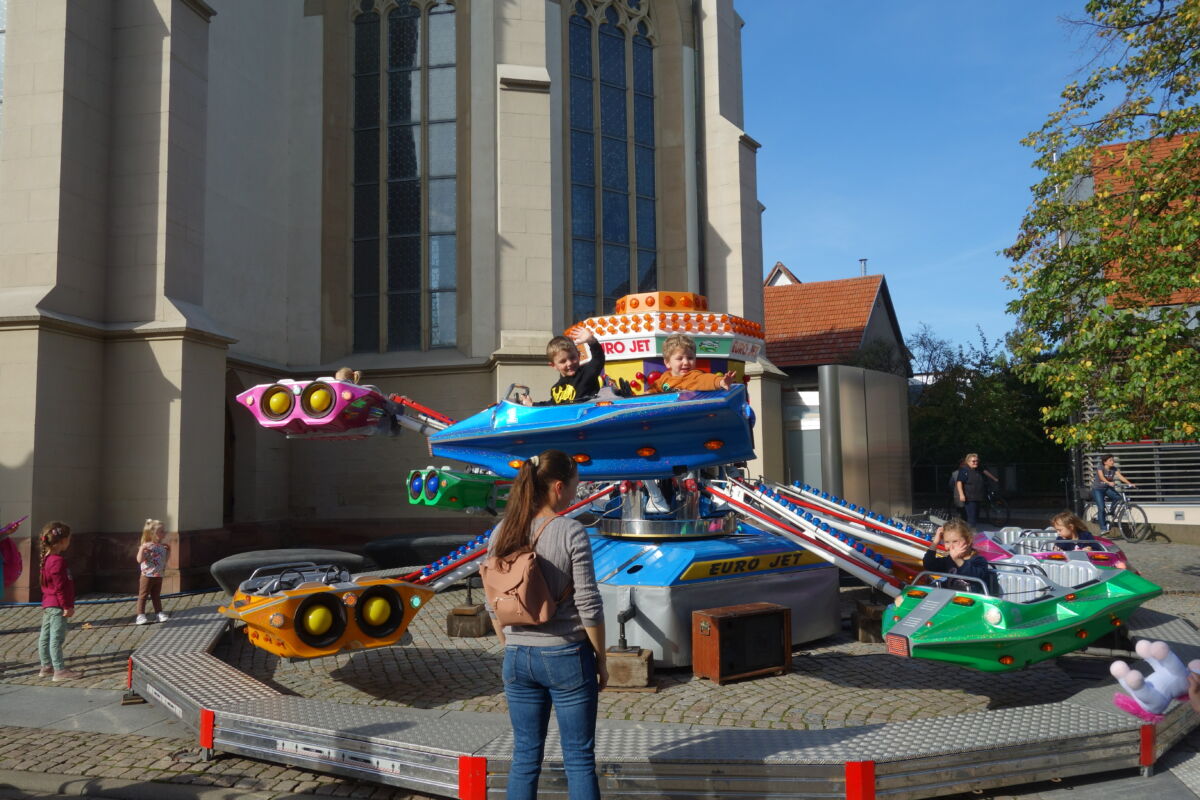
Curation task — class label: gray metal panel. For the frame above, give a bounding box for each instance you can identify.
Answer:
[479,703,1137,766]
[598,565,839,667]
[136,652,282,712]
[133,606,230,656]
[217,696,510,756]
[214,727,461,796]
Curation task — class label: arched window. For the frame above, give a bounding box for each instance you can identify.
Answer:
[353,0,457,352]
[567,0,657,322]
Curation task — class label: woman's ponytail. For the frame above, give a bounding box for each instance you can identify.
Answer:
[491,450,577,558]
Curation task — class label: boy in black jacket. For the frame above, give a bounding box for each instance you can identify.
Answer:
[536,330,606,405]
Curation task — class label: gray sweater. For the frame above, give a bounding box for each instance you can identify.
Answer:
[485,515,604,646]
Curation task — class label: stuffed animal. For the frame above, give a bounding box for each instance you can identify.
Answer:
[1110,639,1200,722]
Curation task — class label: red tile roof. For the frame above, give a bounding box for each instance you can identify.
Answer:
[763,275,884,367]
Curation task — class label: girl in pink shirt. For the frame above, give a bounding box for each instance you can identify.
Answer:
[135,519,170,625]
[38,522,80,681]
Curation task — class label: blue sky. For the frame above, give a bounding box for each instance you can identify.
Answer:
[740,1,1091,350]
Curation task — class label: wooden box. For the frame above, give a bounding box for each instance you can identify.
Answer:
[692,602,791,685]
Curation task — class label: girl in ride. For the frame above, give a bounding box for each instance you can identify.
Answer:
[486,449,607,800]
[923,519,992,592]
[1050,511,1099,552]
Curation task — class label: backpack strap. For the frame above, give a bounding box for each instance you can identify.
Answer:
[530,515,573,603]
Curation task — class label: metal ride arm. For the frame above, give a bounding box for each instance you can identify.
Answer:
[405,483,618,593]
[702,477,903,597]
[388,394,454,436]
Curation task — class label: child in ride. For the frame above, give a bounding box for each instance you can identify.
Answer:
[539,329,607,405]
[650,334,733,393]
[1050,511,1099,552]
[923,519,993,592]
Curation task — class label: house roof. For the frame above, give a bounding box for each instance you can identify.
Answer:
[763,274,897,367]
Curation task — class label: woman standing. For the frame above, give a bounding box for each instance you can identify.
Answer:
[486,449,607,800]
[954,453,998,527]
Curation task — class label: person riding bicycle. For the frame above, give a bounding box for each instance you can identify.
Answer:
[1092,453,1136,536]
[953,453,1000,527]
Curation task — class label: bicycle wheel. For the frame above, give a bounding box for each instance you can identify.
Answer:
[1116,502,1152,543]
[984,495,1011,528]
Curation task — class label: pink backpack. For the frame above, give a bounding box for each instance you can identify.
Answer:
[480,518,571,627]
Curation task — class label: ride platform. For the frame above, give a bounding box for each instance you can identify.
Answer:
[131,580,1200,799]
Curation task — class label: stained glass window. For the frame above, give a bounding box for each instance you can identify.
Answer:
[567,0,657,322]
[353,0,457,352]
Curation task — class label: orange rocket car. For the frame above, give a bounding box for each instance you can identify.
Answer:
[218,562,434,659]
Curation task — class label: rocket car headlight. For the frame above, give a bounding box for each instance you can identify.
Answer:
[301,381,337,418]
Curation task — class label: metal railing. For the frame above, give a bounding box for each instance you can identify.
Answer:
[1084,442,1200,504]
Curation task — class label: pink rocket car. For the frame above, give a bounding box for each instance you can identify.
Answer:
[976,529,1131,571]
[236,379,391,437]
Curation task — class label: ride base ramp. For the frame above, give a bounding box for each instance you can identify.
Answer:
[130,590,1200,799]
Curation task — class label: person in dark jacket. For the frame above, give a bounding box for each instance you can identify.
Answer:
[954,453,999,527]
[923,519,993,593]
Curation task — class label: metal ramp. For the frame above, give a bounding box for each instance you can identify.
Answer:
[130,592,1200,799]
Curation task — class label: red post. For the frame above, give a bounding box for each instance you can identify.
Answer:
[126,658,133,690]
[199,708,214,750]
[846,760,876,800]
[458,755,487,800]
[1140,724,1156,767]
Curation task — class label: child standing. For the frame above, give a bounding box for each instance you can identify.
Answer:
[650,334,733,393]
[38,522,80,681]
[135,519,170,624]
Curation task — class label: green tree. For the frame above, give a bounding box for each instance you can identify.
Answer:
[1005,0,1200,448]
[908,325,1066,469]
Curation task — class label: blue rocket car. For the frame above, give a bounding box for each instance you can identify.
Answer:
[429,384,755,480]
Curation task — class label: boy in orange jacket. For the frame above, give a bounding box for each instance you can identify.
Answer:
[651,334,733,393]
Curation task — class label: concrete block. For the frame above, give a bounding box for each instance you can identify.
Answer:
[605,647,653,689]
[446,604,492,638]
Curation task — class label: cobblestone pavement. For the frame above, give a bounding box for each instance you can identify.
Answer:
[0,536,1198,798]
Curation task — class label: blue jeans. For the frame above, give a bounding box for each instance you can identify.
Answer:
[962,500,979,526]
[502,641,599,800]
[1093,486,1122,530]
[38,607,68,670]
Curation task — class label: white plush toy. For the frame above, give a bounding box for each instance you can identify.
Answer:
[1110,639,1200,722]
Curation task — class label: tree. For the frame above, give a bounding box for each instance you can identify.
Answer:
[1005,0,1200,449]
[908,326,1067,470]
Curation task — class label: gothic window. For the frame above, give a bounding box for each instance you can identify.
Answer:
[353,0,457,352]
[567,0,657,323]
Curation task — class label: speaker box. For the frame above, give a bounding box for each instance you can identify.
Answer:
[692,602,791,685]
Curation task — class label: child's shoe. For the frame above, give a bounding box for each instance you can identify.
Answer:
[157,612,170,623]
[38,665,53,678]
[52,668,82,681]
[135,614,148,625]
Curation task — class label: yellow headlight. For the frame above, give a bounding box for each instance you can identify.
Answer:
[308,387,333,413]
[303,605,334,636]
[363,596,392,627]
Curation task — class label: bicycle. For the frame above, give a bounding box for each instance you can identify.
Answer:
[982,485,1011,528]
[1082,486,1151,543]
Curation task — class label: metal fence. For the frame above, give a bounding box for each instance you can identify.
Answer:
[1083,442,1200,504]
[912,462,1072,506]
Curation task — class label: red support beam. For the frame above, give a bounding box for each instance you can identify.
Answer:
[199,708,214,750]
[458,755,487,800]
[1140,724,1156,767]
[845,760,875,800]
